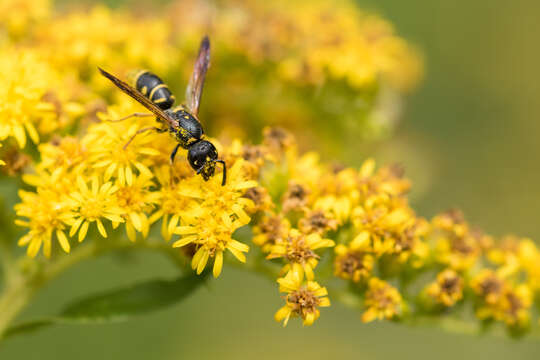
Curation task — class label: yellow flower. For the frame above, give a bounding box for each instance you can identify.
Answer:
[432,212,484,271]
[495,284,532,328]
[66,175,125,242]
[252,213,291,251]
[149,167,200,241]
[312,167,360,223]
[85,117,160,186]
[214,0,423,91]
[114,174,159,241]
[275,270,330,326]
[267,228,334,280]
[471,269,506,306]
[362,277,403,322]
[35,5,177,79]
[0,50,52,148]
[242,186,274,214]
[298,209,338,235]
[157,158,256,245]
[0,0,50,38]
[487,235,526,278]
[432,209,468,237]
[393,218,430,267]
[425,269,464,307]
[225,139,271,179]
[351,199,415,257]
[173,214,249,278]
[281,181,310,213]
[334,244,374,282]
[516,239,540,291]
[37,136,88,174]
[15,189,73,257]
[177,159,257,220]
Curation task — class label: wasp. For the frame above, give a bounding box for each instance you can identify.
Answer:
[98,36,226,185]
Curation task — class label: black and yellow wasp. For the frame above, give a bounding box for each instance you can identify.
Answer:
[98,36,226,185]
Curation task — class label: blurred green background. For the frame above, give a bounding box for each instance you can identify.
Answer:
[2,0,540,359]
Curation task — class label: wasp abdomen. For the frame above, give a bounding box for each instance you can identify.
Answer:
[132,70,175,110]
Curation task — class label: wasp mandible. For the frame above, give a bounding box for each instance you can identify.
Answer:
[98,36,226,185]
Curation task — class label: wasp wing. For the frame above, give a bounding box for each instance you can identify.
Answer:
[98,67,176,128]
[185,36,210,118]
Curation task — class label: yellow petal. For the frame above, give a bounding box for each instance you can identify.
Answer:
[213,251,223,278]
[234,180,258,190]
[56,230,70,253]
[160,214,169,241]
[228,239,249,253]
[104,213,125,223]
[24,122,39,144]
[351,231,370,250]
[274,306,291,326]
[359,158,375,177]
[43,238,52,258]
[126,222,137,242]
[27,238,41,258]
[13,124,26,148]
[117,166,125,186]
[96,219,107,238]
[91,175,99,196]
[138,147,161,156]
[304,263,315,281]
[172,235,196,248]
[232,204,250,225]
[191,247,205,270]
[69,217,84,237]
[125,166,133,186]
[174,226,196,235]
[196,250,209,274]
[78,221,89,242]
[104,162,117,181]
[303,312,316,326]
[77,176,88,194]
[134,162,153,178]
[319,297,331,307]
[130,212,142,232]
[227,247,246,263]
[167,214,180,238]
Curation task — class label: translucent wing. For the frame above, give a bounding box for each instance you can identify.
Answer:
[185,36,210,118]
[98,67,176,128]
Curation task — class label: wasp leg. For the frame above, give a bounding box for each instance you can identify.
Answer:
[123,126,166,149]
[170,144,182,164]
[214,160,227,186]
[107,112,154,123]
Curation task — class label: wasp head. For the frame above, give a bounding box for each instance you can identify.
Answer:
[187,140,227,185]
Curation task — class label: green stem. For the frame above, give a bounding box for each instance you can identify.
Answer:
[0,274,36,338]
[0,242,99,338]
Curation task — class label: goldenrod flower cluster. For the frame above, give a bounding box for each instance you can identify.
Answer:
[172,0,422,91]
[245,135,540,332]
[1,0,539,338]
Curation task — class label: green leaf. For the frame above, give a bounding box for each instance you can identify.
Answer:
[60,273,204,322]
[4,273,205,338]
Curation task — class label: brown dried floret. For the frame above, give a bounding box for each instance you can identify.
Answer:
[282,181,309,213]
[299,210,337,235]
